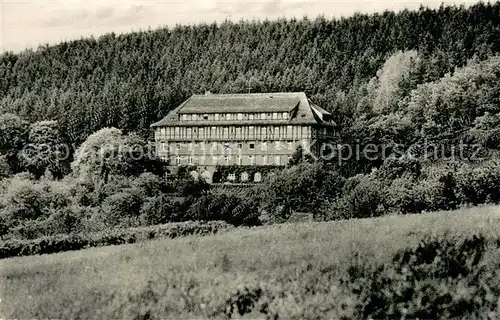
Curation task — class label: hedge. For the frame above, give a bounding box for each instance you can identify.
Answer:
[0,220,233,259]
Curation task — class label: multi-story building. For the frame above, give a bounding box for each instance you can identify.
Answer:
[151,92,336,183]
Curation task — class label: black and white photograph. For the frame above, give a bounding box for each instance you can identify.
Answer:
[1,0,500,318]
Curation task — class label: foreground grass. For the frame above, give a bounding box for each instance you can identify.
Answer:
[2,205,500,319]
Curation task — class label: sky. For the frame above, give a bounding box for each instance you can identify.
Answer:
[0,0,484,53]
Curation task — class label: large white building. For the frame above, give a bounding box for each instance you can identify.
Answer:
[151,92,336,183]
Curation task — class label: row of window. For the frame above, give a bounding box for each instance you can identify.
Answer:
[156,125,312,140]
[159,140,299,152]
[190,171,263,183]
[180,112,289,122]
[165,154,290,166]
[226,172,260,182]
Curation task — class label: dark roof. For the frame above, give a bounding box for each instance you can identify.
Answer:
[179,93,301,114]
[310,102,331,115]
[151,92,335,127]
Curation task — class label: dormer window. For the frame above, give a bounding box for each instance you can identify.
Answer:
[261,113,266,120]
[203,114,208,120]
[249,114,254,120]
[283,112,288,120]
[237,113,243,120]
[226,113,232,120]
[182,114,188,121]
[214,114,220,121]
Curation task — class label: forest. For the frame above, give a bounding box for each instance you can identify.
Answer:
[2,2,500,248]
[0,2,499,143]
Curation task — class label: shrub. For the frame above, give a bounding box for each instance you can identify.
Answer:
[44,206,86,236]
[4,206,87,240]
[259,162,345,219]
[1,177,46,221]
[0,154,12,179]
[139,195,177,226]
[0,221,233,259]
[175,177,210,198]
[187,192,260,226]
[132,172,168,197]
[384,176,426,214]
[222,285,266,318]
[343,234,500,319]
[415,171,458,212]
[337,176,386,219]
[376,156,422,180]
[455,160,500,205]
[40,179,73,210]
[103,190,143,216]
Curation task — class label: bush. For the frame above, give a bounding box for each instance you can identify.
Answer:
[0,221,233,259]
[455,160,500,205]
[0,154,12,179]
[343,234,500,319]
[376,156,422,180]
[175,177,210,198]
[4,206,88,240]
[259,162,345,220]
[132,172,168,197]
[100,188,145,226]
[336,176,386,219]
[139,195,177,226]
[0,177,46,221]
[44,206,86,236]
[415,170,458,212]
[0,176,74,230]
[187,192,260,226]
[384,176,417,214]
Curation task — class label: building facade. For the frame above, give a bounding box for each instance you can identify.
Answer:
[151,92,336,183]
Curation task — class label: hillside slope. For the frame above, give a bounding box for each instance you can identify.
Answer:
[2,205,500,319]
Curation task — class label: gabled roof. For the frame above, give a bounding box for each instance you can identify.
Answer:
[151,92,334,127]
[179,93,301,114]
[309,102,331,116]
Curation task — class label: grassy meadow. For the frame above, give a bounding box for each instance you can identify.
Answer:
[3,205,500,319]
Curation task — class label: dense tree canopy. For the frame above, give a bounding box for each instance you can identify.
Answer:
[71,128,159,184]
[0,114,28,172]
[0,3,499,145]
[20,120,68,178]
